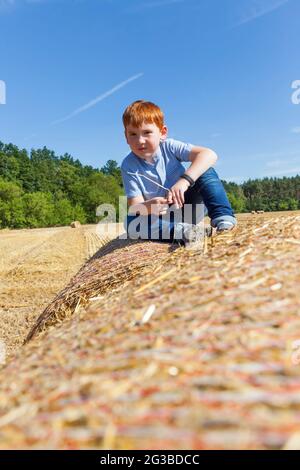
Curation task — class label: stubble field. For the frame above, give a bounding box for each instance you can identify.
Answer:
[0,223,124,357]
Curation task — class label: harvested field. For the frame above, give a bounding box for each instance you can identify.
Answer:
[0,212,300,449]
[0,224,123,357]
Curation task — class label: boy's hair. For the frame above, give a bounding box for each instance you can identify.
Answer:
[122,100,164,130]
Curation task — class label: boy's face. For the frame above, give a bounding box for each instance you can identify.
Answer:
[125,121,168,161]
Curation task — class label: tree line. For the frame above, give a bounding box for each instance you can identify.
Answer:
[223,178,300,213]
[0,141,299,228]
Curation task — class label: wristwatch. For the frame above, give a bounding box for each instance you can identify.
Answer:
[180,173,195,188]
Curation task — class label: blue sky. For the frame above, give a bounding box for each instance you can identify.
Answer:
[0,0,299,182]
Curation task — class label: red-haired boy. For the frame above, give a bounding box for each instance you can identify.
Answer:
[121,100,236,246]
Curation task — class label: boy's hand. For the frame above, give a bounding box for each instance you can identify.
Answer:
[146,197,169,215]
[167,179,190,209]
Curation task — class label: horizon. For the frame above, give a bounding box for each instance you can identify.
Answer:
[1,136,300,185]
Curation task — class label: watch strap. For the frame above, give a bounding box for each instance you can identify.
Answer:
[180,173,195,188]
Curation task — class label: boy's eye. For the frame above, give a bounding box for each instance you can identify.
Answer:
[129,130,152,136]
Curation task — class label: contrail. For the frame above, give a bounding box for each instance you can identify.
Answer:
[235,0,289,26]
[51,72,144,125]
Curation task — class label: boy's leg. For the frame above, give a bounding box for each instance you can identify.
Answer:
[184,167,236,228]
[125,213,178,242]
[125,210,209,247]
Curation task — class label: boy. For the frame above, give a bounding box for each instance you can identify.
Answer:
[121,100,236,246]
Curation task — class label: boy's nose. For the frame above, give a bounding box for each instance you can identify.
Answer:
[138,136,146,143]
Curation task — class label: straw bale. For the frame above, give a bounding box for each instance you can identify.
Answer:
[25,237,178,342]
[1,212,300,449]
[70,221,81,228]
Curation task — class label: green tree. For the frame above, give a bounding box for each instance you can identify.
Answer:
[227,192,247,213]
[100,159,123,187]
[278,200,289,211]
[0,178,25,227]
[288,198,299,210]
[53,198,75,226]
[22,192,55,228]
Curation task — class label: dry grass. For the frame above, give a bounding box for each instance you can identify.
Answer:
[0,225,114,357]
[0,212,300,449]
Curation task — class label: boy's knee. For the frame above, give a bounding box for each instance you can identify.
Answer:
[196,167,219,184]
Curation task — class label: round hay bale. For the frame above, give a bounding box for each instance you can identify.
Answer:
[70,221,81,228]
[25,238,177,342]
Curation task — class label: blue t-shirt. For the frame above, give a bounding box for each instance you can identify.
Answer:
[121,138,194,200]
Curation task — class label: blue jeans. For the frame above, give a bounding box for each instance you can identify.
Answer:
[125,167,236,241]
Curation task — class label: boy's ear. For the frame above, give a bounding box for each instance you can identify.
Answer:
[160,125,168,141]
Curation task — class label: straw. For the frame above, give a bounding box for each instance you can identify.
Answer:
[0,212,300,450]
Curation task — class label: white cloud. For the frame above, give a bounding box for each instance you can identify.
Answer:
[265,159,293,168]
[291,127,300,134]
[51,72,144,125]
[224,165,300,181]
[243,149,300,161]
[224,150,300,181]
[263,152,300,176]
[222,175,246,183]
[262,166,300,177]
[235,0,289,27]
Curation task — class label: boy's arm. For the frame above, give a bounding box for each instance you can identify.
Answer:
[128,196,169,216]
[185,146,218,182]
[167,146,218,208]
[128,196,146,215]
